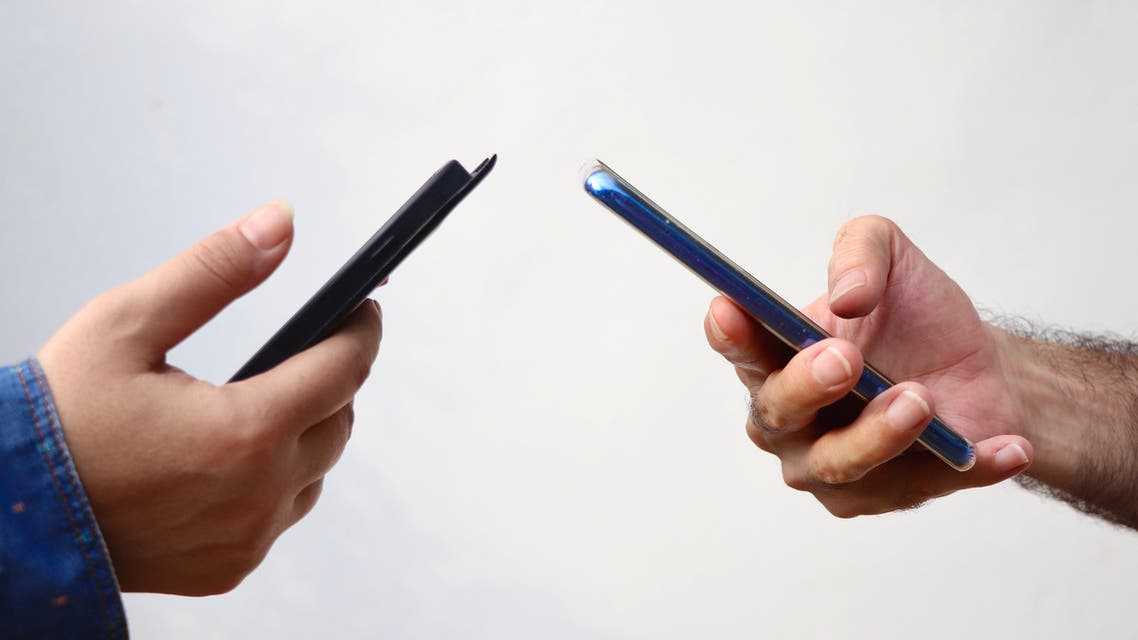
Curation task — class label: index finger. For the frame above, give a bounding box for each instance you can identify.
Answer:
[706,296,795,386]
[229,300,382,432]
[752,338,864,433]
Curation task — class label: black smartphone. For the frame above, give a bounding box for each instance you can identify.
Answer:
[581,159,974,471]
[230,154,496,382]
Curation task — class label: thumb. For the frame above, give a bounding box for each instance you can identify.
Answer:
[826,215,899,319]
[124,200,294,357]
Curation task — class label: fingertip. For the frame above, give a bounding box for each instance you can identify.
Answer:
[267,198,295,221]
[804,338,864,390]
[827,270,880,319]
[760,339,864,434]
[967,436,1033,484]
[828,270,867,307]
[238,200,295,252]
[368,299,383,340]
[804,341,857,390]
[706,299,729,344]
[707,296,753,343]
[828,216,894,318]
[349,298,383,351]
[990,437,1032,473]
[881,383,934,435]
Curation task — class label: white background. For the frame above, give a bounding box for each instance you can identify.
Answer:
[3,2,1138,638]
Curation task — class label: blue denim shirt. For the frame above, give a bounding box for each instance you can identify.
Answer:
[0,359,128,639]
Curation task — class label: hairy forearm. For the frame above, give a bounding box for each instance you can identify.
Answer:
[994,323,1138,528]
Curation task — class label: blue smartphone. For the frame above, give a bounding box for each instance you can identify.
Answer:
[581,159,975,471]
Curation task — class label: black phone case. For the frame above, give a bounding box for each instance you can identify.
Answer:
[230,155,496,382]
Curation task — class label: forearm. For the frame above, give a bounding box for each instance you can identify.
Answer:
[996,325,1138,527]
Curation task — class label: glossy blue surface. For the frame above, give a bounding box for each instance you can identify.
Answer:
[583,162,975,471]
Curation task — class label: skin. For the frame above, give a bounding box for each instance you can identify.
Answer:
[37,201,382,595]
[704,215,1040,518]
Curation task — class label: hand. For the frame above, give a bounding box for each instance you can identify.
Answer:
[38,201,382,595]
[705,215,1032,517]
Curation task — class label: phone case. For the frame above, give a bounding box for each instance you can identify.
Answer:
[230,154,496,382]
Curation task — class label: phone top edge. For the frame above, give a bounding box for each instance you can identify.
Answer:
[453,153,496,199]
[581,159,830,351]
[579,158,608,185]
[340,154,496,311]
[472,153,497,178]
[581,159,626,200]
[365,154,496,276]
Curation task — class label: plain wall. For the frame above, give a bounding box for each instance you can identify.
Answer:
[3,2,1137,638]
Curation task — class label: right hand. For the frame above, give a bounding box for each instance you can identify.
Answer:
[705,215,1032,517]
[38,201,383,595]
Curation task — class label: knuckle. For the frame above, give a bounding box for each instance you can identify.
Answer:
[228,510,283,568]
[753,400,790,433]
[242,491,282,530]
[294,479,325,521]
[218,409,277,466]
[833,215,896,254]
[822,499,863,520]
[190,232,253,295]
[735,365,768,387]
[353,352,373,389]
[195,398,275,471]
[84,286,148,344]
[833,219,855,249]
[197,573,245,596]
[211,395,247,432]
[745,420,773,452]
[229,488,284,542]
[336,334,375,390]
[781,463,811,492]
[195,538,273,596]
[91,286,136,322]
[808,454,858,487]
[212,389,291,459]
[228,542,271,586]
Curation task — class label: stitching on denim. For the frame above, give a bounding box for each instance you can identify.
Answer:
[17,362,118,639]
[30,361,125,639]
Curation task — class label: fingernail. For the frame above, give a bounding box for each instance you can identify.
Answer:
[240,200,294,250]
[885,390,930,432]
[811,346,852,386]
[829,271,867,306]
[708,310,729,342]
[993,443,1030,471]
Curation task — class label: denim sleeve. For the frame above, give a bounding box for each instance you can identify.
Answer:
[0,359,128,639]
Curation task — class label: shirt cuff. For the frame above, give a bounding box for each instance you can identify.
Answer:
[0,358,128,639]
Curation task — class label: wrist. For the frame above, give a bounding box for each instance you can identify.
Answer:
[992,327,1075,486]
[990,323,1134,498]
